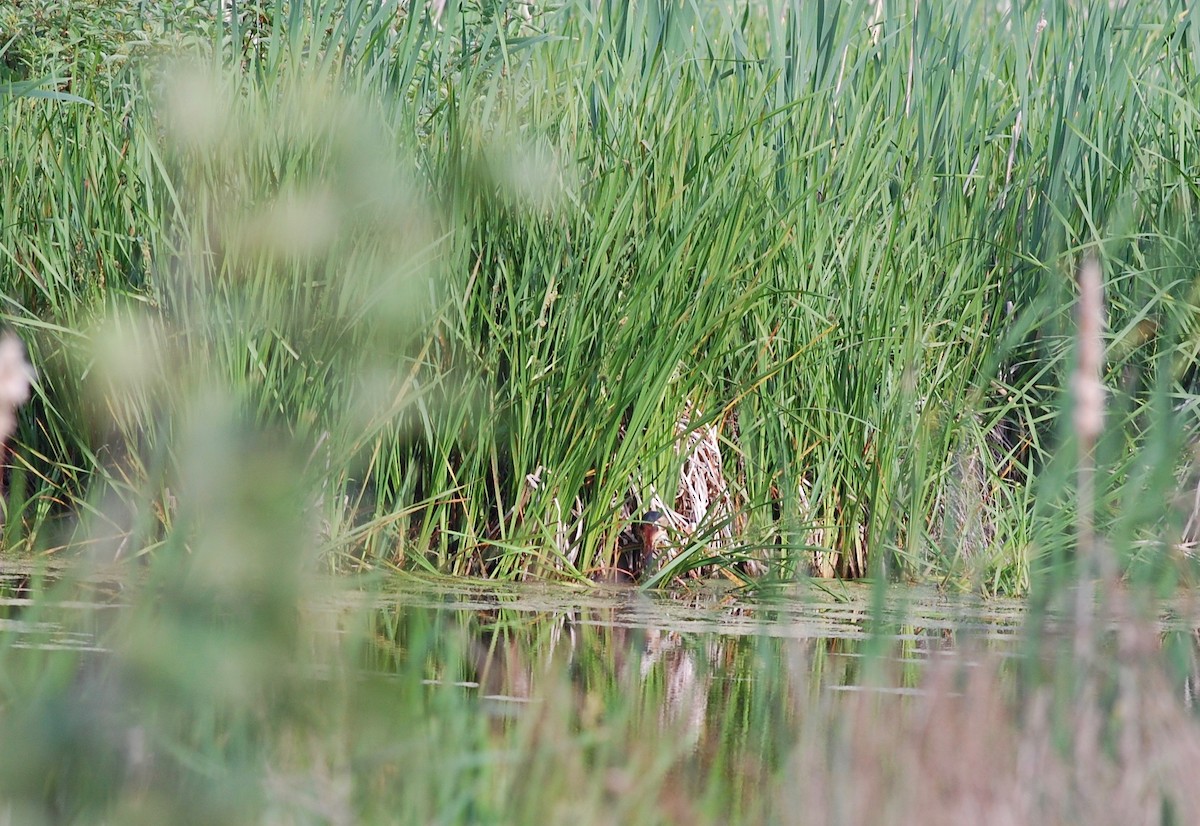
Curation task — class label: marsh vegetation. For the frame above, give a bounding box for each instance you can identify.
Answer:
[0,0,1197,587]
[3,0,1200,821]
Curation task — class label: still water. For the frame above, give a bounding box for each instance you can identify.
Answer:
[0,562,1031,701]
[3,562,1200,823]
[0,562,1033,744]
[365,577,1028,703]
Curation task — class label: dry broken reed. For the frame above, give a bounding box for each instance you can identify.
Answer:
[0,331,33,520]
[0,332,33,448]
[1073,255,1109,661]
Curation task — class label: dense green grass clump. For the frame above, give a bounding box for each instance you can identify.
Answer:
[3,0,1200,591]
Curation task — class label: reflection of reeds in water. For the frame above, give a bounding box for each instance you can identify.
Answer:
[363,594,1200,825]
[789,622,1200,826]
[10,563,1200,822]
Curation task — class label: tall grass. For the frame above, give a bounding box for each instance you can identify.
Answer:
[2,0,1200,590]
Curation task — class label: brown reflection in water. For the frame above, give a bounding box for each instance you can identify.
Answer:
[466,600,717,753]
[417,599,733,774]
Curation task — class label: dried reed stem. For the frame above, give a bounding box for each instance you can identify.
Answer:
[0,332,33,529]
[1072,255,1107,663]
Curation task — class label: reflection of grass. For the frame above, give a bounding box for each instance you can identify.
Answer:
[4,571,1200,823]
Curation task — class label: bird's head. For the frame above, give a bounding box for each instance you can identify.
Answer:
[637,510,670,552]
